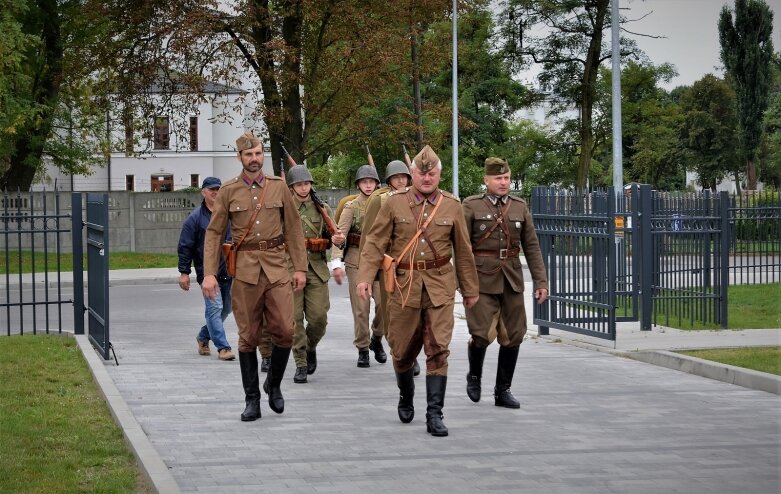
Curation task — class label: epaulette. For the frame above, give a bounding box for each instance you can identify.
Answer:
[223,176,242,186]
[439,190,459,201]
[508,194,527,204]
[266,175,282,181]
[387,187,409,197]
[463,194,483,203]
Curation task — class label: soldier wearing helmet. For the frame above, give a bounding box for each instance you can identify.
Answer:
[330,163,384,368]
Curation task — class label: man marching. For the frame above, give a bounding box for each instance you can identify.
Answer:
[356,145,479,437]
[202,131,307,422]
[462,157,548,408]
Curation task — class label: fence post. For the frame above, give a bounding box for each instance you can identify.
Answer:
[71,193,84,335]
[639,184,653,330]
[719,191,729,329]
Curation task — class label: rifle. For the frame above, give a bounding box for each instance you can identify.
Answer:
[365,144,375,168]
[280,145,339,236]
[402,143,412,168]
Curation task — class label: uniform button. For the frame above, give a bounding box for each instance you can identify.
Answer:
[254,197,257,200]
[256,233,259,236]
[421,239,426,243]
[256,220,260,224]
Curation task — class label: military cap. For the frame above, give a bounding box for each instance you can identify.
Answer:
[484,157,510,175]
[413,145,440,172]
[235,131,263,152]
[201,176,221,189]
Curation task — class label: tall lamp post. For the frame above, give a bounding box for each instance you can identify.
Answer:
[452,0,459,196]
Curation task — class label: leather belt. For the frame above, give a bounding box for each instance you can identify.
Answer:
[397,256,451,271]
[473,247,520,259]
[347,232,362,247]
[237,235,285,251]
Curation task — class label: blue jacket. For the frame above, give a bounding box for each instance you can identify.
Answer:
[178,201,231,284]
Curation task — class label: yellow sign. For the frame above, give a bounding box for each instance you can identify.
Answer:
[614,216,625,236]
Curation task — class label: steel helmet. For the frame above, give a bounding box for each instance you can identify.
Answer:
[354,164,380,185]
[286,165,314,186]
[385,160,411,181]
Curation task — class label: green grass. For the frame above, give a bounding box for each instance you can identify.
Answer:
[0,335,152,493]
[0,251,178,274]
[676,346,781,376]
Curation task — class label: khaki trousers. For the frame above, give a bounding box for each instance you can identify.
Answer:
[346,265,383,349]
[232,272,295,353]
[465,278,527,348]
[291,269,329,367]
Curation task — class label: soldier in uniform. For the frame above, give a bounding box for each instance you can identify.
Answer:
[462,157,548,409]
[202,131,307,422]
[330,164,384,367]
[286,165,345,383]
[356,145,479,437]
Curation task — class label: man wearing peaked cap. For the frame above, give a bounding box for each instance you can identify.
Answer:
[462,157,548,410]
[202,130,307,421]
[355,144,479,437]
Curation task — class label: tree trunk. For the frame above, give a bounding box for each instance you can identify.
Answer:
[746,158,757,190]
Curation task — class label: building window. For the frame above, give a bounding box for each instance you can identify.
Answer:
[190,174,199,188]
[189,116,198,151]
[151,174,173,192]
[153,116,170,150]
[126,175,134,191]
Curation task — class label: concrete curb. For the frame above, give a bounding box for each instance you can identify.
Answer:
[74,334,181,494]
[535,334,781,395]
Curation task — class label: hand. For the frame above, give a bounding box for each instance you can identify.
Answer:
[201,275,218,301]
[356,282,372,300]
[463,295,479,309]
[178,273,190,291]
[332,267,345,285]
[534,288,548,304]
[331,230,345,247]
[292,271,307,291]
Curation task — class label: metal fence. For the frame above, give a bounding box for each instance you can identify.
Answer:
[729,191,781,284]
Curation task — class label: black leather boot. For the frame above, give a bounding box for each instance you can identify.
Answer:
[395,368,415,423]
[293,366,307,383]
[239,351,261,421]
[306,350,317,375]
[263,346,291,414]
[260,356,270,373]
[357,349,370,367]
[494,345,521,409]
[425,375,448,437]
[369,336,387,363]
[466,344,487,403]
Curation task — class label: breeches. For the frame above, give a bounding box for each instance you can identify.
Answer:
[232,271,295,352]
[465,279,527,348]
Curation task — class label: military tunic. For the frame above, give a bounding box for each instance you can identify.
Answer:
[288,195,333,367]
[357,186,479,376]
[204,173,307,353]
[462,194,548,347]
[332,193,383,350]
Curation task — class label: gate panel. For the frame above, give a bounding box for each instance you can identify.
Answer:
[533,187,617,340]
[86,193,111,359]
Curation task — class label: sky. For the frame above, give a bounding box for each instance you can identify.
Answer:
[624,0,780,89]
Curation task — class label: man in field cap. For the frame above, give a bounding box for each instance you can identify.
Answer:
[356,144,479,437]
[462,156,548,410]
[202,130,307,421]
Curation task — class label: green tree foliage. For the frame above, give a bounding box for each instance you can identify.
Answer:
[758,58,781,188]
[678,75,740,191]
[719,0,775,190]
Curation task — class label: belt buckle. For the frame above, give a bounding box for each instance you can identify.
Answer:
[499,248,508,259]
[417,260,427,270]
[258,241,267,250]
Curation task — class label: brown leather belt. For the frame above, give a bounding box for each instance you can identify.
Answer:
[397,256,451,271]
[473,247,520,259]
[237,235,285,251]
[347,232,362,247]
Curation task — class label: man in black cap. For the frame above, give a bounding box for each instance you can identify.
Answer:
[178,176,235,361]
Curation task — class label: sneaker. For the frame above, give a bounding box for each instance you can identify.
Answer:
[197,338,210,356]
[218,348,236,361]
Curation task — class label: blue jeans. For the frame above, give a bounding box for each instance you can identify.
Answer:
[197,278,233,351]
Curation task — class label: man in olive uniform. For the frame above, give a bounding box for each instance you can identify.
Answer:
[203,131,307,422]
[462,157,548,409]
[287,164,345,383]
[331,164,384,367]
[357,145,479,437]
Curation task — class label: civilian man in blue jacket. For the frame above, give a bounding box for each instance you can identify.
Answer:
[178,177,235,361]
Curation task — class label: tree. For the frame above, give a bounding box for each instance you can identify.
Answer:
[718,0,775,190]
[498,0,642,189]
[678,75,739,191]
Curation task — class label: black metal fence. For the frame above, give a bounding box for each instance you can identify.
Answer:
[729,191,781,284]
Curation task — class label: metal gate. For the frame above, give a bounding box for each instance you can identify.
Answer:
[84,193,111,359]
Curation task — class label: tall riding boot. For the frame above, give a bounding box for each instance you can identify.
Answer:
[466,344,487,403]
[263,346,291,414]
[494,345,521,409]
[395,368,415,423]
[238,351,261,421]
[425,375,448,437]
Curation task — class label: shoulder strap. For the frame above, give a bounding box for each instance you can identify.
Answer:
[397,191,444,262]
[232,181,269,248]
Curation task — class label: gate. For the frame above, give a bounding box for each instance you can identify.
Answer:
[84,193,111,360]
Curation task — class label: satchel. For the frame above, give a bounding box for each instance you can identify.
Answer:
[222,242,237,278]
[382,254,396,293]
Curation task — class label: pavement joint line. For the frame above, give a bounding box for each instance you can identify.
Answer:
[73,333,181,494]
[535,333,781,395]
